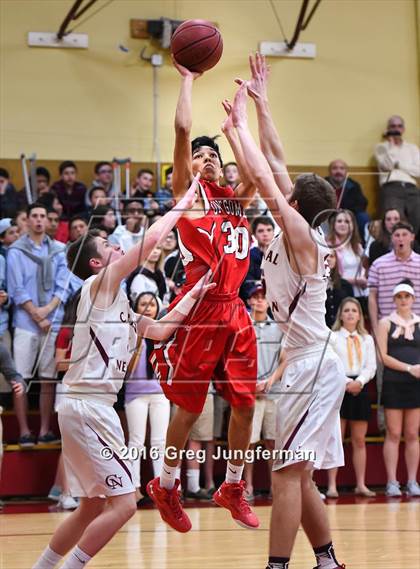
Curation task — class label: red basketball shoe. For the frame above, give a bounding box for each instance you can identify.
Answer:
[146,477,192,533]
[213,480,260,529]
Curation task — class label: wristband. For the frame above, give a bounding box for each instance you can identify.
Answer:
[175,292,196,316]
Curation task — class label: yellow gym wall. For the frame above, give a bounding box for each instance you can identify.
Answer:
[0,0,419,171]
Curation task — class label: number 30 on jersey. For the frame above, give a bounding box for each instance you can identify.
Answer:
[221,221,249,260]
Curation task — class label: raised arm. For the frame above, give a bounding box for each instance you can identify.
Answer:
[91,175,200,307]
[230,82,315,259]
[221,99,256,208]
[172,60,201,198]
[246,53,293,200]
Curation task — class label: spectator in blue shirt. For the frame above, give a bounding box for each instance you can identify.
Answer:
[155,167,175,213]
[7,203,70,447]
[0,255,9,344]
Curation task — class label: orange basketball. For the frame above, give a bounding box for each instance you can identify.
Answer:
[171,19,223,73]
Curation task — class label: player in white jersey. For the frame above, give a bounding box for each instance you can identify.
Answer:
[32,176,216,569]
[222,56,346,569]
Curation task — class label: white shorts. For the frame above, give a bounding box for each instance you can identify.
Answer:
[58,397,135,498]
[273,347,346,472]
[251,397,278,444]
[13,328,57,380]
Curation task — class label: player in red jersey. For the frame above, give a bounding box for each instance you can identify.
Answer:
[147,60,259,532]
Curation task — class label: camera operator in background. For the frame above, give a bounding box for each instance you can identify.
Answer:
[374,116,420,235]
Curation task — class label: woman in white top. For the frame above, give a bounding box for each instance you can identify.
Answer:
[327,297,377,497]
[127,246,167,305]
[328,209,369,314]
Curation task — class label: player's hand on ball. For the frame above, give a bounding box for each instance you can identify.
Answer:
[171,55,202,80]
[190,270,217,299]
[231,81,248,128]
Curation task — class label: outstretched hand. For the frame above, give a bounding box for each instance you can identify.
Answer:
[248,52,269,101]
[231,80,249,128]
[172,55,202,80]
[221,99,234,134]
[233,53,269,102]
[190,270,217,299]
[178,172,201,211]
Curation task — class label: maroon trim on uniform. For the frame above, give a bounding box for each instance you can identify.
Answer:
[288,282,307,317]
[89,327,109,367]
[86,423,133,482]
[282,407,310,462]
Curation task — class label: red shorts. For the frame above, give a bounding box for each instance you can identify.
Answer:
[151,292,257,414]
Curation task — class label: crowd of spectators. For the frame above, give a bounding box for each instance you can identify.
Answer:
[0,114,419,507]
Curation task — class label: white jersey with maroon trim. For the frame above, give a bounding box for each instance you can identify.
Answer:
[261,227,331,350]
[64,275,137,405]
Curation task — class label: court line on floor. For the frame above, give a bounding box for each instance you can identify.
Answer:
[1,527,420,538]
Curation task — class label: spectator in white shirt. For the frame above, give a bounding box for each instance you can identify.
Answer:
[327,209,368,315]
[374,115,420,234]
[109,199,146,252]
[327,298,376,498]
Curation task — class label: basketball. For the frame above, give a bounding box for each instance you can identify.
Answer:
[171,19,223,73]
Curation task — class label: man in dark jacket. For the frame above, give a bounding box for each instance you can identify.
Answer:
[50,161,87,220]
[0,168,26,218]
[326,159,370,240]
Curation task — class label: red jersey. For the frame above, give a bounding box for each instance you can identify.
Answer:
[177,180,250,294]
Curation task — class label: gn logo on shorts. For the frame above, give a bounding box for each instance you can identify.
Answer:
[105,474,123,489]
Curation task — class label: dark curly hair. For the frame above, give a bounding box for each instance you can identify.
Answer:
[191,136,223,167]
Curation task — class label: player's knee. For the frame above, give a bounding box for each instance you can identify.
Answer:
[176,407,201,428]
[79,497,106,520]
[231,405,254,424]
[111,493,137,522]
[300,470,315,489]
[272,462,307,488]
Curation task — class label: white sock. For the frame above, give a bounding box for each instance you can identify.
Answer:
[315,558,339,569]
[32,545,63,568]
[186,469,200,493]
[225,461,244,484]
[176,466,182,490]
[61,546,92,568]
[160,463,177,490]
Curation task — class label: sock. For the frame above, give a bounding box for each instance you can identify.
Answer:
[32,545,63,568]
[160,463,177,490]
[314,542,339,568]
[225,461,244,484]
[266,556,290,568]
[186,469,200,493]
[61,546,92,568]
